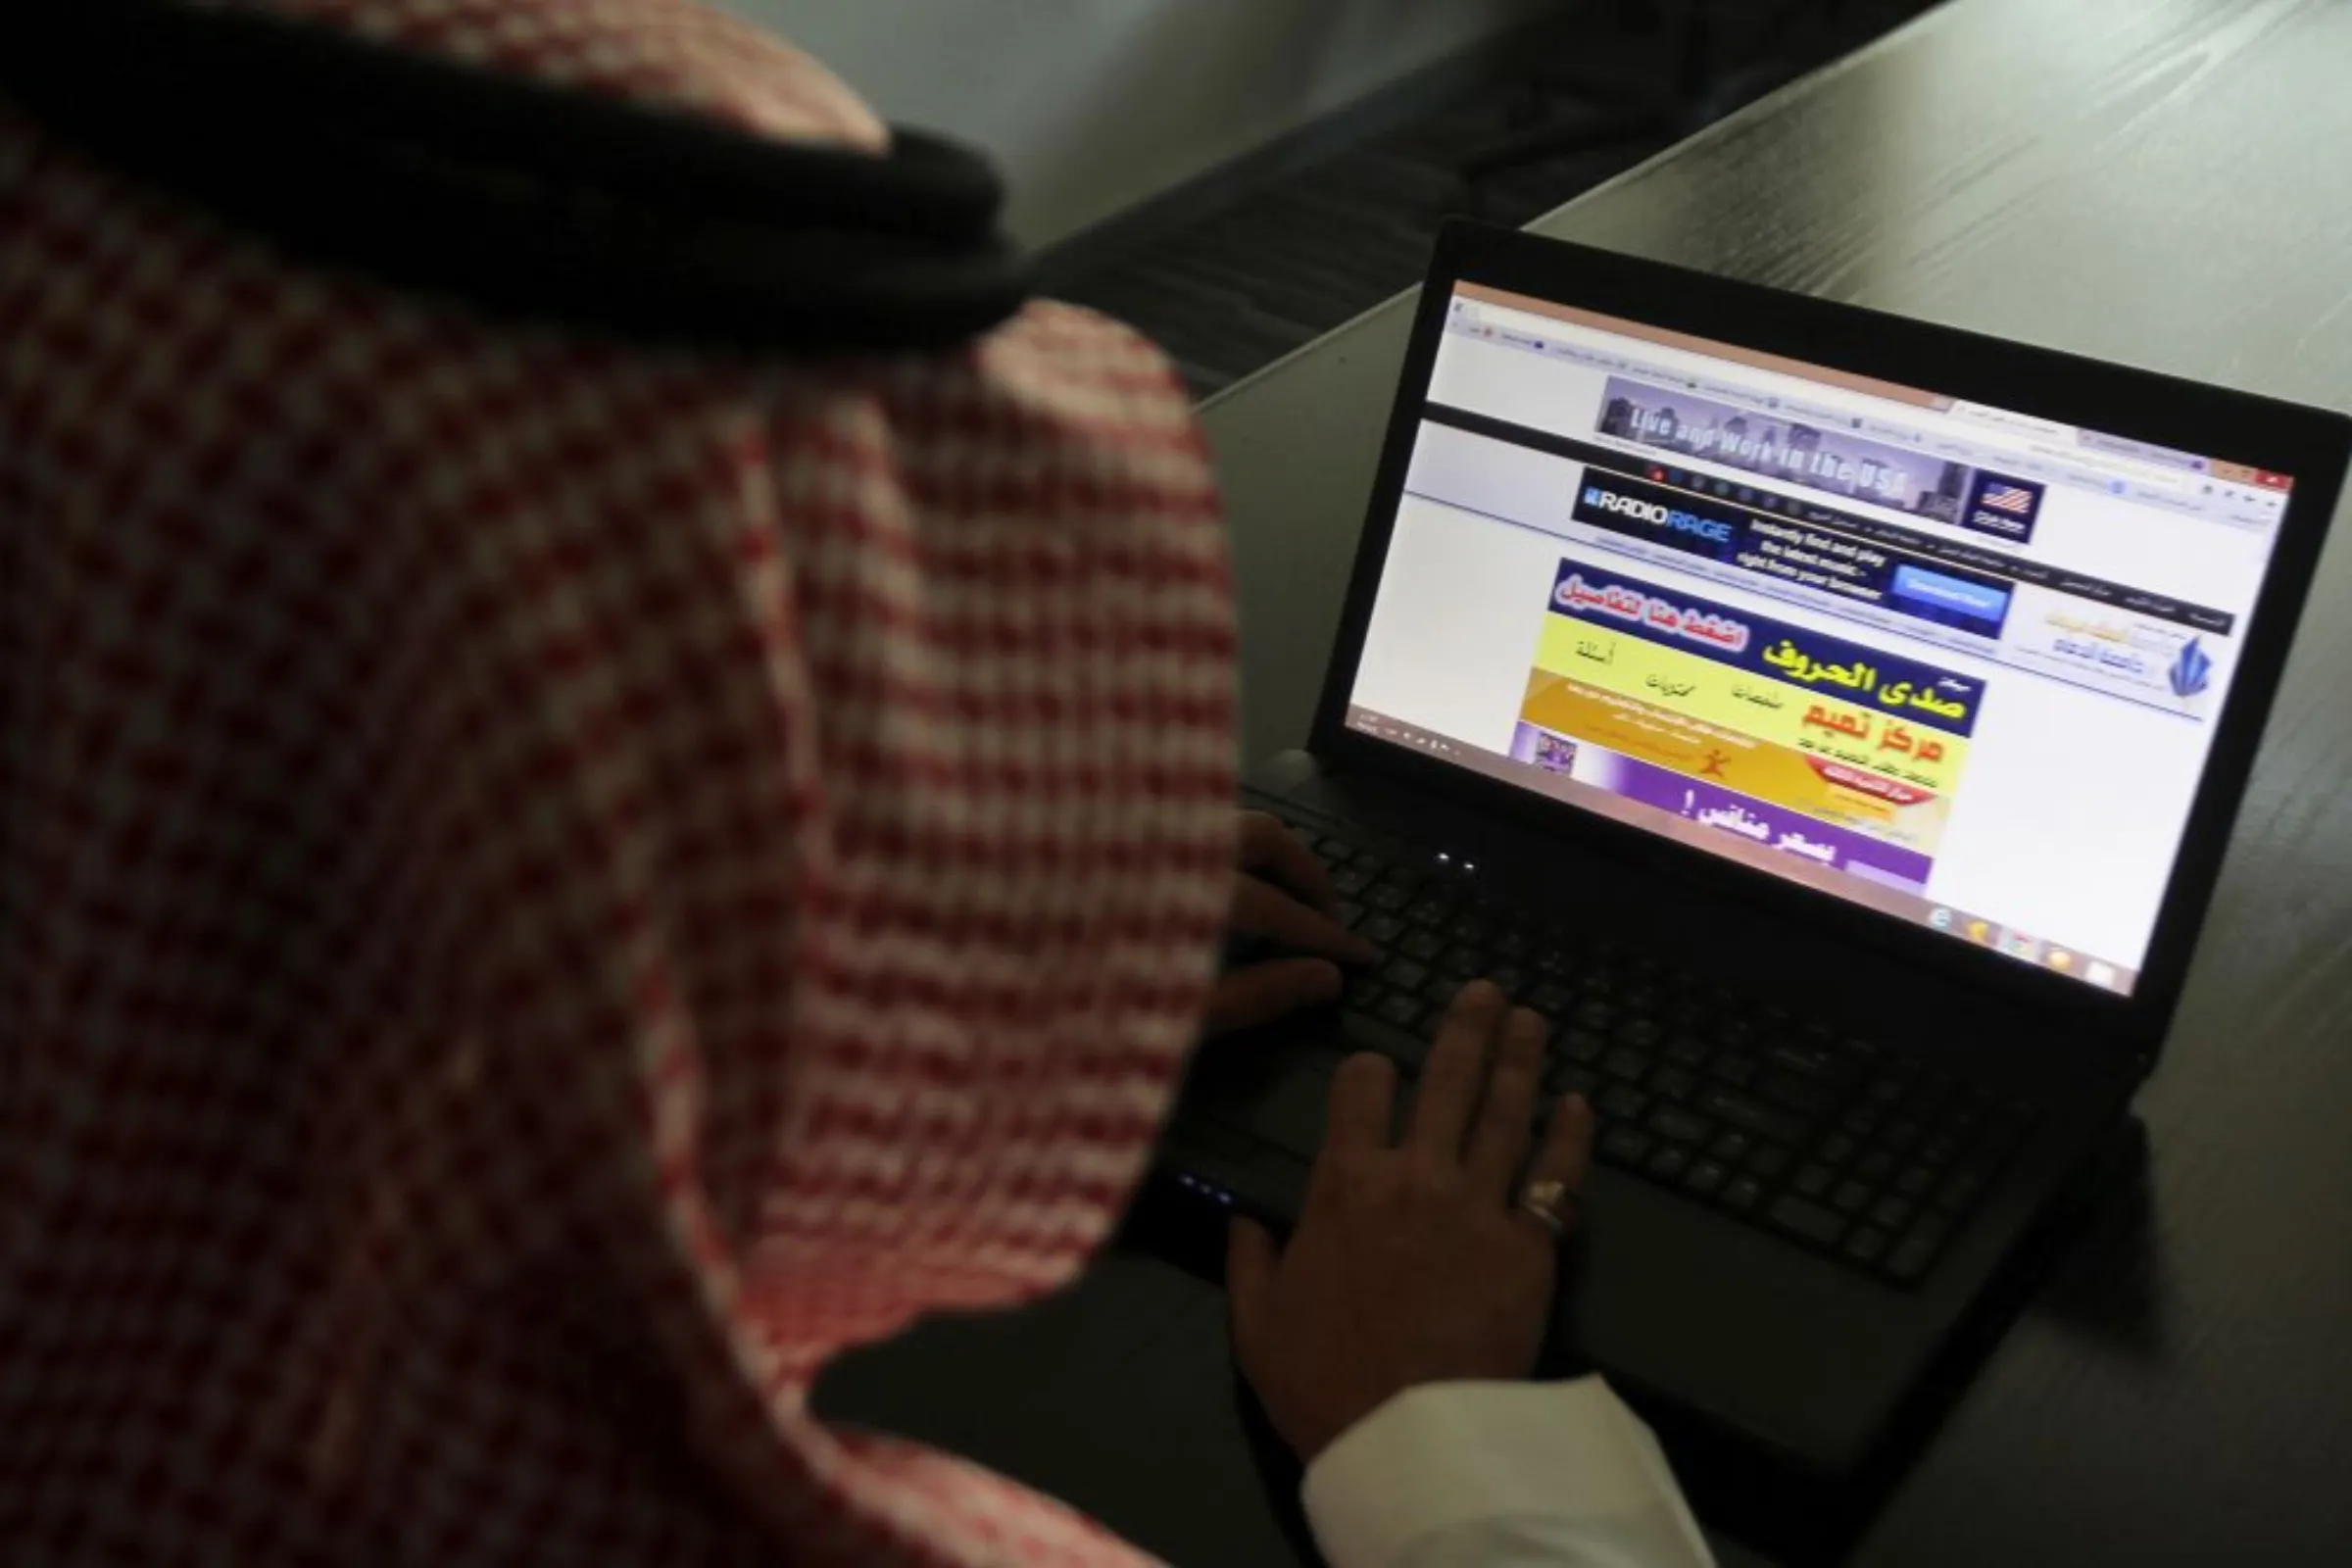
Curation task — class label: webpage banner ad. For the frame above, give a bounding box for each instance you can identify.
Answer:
[1596,374,2049,544]
[1571,466,2016,639]
[1515,557,1985,894]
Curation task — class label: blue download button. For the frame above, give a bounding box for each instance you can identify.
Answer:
[1891,565,2010,628]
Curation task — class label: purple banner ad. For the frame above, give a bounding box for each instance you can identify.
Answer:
[1582,744,1935,892]
[1508,724,1583,774]
[1596,375,2042,545]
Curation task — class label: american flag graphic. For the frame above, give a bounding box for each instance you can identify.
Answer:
[1979,481,2037,514]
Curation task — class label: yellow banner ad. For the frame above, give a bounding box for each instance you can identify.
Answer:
[1532,617,1969,796]
[1518,674,1955,855]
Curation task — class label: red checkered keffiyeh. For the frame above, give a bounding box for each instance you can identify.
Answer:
[0,2,1238,1560]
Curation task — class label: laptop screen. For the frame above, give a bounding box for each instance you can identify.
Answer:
[1344,282,2301,997]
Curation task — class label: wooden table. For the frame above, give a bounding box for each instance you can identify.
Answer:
[818,2,2352,1561]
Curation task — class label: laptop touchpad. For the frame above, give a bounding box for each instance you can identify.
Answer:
[1185,1038,1348,1157]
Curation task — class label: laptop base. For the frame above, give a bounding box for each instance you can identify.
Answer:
[1152,752,2137,1483]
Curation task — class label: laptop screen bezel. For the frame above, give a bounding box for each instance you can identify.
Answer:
[1308,220,2350,1055]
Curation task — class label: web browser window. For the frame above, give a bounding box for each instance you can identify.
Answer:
[1346,283,2299,996]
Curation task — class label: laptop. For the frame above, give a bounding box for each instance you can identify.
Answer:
[1153,220,2351,1480]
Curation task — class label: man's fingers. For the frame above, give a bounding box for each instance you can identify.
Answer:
[1203,958,1345,1036]
[1464,1007,1546,1198]
[1406,981,1507,1160]
[1237,810,1341,916]
[1521,1093,1597,1236]
[1226,1216,1280,1371]
[1230,874,1378,962]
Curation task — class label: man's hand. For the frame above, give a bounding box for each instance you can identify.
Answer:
[1206,811,1378,1037]
[1226,981,1596,1462]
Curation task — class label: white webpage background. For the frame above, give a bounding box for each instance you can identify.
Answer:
[1358,428,2251,970]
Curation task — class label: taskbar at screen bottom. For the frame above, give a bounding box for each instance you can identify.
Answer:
[1345,705,2139,998]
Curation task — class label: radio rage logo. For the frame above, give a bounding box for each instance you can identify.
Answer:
[2169,637,2213,699]
[1581,485,1735,546]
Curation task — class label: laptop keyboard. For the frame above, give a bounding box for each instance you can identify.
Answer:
[1288,815,2040,1289]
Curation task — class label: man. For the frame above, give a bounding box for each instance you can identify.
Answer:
[0,1,1708,1562]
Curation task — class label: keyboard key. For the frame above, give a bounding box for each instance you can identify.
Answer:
[1546,1062,1601,1101]
[1597,1084,1650,1123]
[1714,1054,1758,1088]
[1665,1033,1711,1068]
[1528,981,1573,1015]
[1617,1016,1665,1050]
[1359,913,1408,947]
[1351,982,1390,1013]
[1920,1133,1963,1167]
[1494,931,1531,961]
[1792,1162,1835,1200]
[1648,1105,1712,1145]
[1831,1178,1873,1216]
[1384,958,1429,992]
[1856,1149,1895,1183]
[1767,1193,1847,1250]
[1599,1125,1653,1168]
[1367,882,1410,912]
[1722,1174,1766,1214]
[1558,1028,1608,1065]
[1488,966,1528,994]
[1886,1215,1951,1284]
[1423,975,1465,1007]
[1336,902,1364,929]
[1712,1016,1758,1051]
[1883,1117,1925,1149]
[1697,1087,1806,1145]
[1818,1132,1859,1166]
[1330,866,1374,897]
[1757,1069,1837,1118]
[1685,1159,1728,1199]
[1375,993,1424,1032]
[1843,1225,1891,1268]
[1664,991,1708,1026]
[1575,1000,1616,1033]
[1763,1039,1847,1079]
[1936,1163,1992,1214]
[1840,1103,1886,1137]
[1747,1144,1792,1180]
[1650,1065,1698,1103]
[1603,1047,1653,1083]
[1399,927,1446,961]
[1870,1194,1916,1233]
[1899,1088,1950,1120]
[1894,1164,1937,1200]
[1710,1130,1753,1164]
[1646,1145,1690,1182]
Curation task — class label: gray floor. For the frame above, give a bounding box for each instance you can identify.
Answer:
[1053,0,1940,398]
